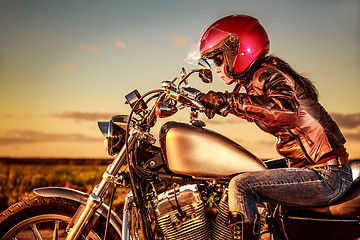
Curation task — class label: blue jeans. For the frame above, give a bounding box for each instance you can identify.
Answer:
[228,164,353,223]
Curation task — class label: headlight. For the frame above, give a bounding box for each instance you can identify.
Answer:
[98,115,128,156]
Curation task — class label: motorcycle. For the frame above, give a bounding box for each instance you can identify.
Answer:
[0,59,359,240]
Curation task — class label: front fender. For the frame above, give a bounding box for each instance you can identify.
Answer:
[33,187,122,236]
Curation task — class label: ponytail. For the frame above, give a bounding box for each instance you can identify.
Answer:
[262,55,319,101]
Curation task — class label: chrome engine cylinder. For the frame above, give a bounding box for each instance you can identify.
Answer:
[212,191,232,240]
[154,184,211,240]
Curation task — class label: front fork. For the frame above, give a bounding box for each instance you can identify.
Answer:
[65,134,137,240]
[121,192,134,240]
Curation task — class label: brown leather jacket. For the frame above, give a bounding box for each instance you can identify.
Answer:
[227,66,346,168]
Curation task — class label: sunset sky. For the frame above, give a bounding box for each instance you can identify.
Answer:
[1,0,359,159]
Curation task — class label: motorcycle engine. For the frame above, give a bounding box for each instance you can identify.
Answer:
[154,184,211,240]
[154,184,234,240]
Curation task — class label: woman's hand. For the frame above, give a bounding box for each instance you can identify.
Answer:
[199,91,228,119]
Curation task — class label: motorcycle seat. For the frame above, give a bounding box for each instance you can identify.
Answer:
[293,159,360,217]
[349,159,360,182]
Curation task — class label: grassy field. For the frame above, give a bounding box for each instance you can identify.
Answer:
[0,158,130,215]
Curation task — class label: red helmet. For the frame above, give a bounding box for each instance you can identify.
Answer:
[200,15,270,78]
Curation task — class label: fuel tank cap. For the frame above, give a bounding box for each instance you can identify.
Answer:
[190,119,206,127]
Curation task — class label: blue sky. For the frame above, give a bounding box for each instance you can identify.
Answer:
[0,0,359,158]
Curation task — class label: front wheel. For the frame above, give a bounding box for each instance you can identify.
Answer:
[0,196,121,240]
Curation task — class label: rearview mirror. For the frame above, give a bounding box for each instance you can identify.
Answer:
[197,58,212,83]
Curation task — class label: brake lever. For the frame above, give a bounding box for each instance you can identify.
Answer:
[178,94,205,111]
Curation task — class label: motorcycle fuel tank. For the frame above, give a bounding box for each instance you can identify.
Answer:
[159,121,267,179]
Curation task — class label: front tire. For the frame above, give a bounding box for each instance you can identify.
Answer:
[0,196,121,240]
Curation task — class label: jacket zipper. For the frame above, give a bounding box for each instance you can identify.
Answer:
[287,129,315,164]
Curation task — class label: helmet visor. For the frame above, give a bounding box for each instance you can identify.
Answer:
[185,25,208,65]
[185,25,231,65]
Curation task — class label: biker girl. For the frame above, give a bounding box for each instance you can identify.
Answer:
[187,14,353,240]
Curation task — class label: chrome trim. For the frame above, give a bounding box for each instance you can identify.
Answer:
[350,159,360,181]
[65,193,101,240]
[121,192,134,240]
[288,216,359,223]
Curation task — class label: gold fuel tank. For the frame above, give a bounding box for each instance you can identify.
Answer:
[159,121,267,179]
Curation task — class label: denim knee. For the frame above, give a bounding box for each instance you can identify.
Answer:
[229,173,254,194]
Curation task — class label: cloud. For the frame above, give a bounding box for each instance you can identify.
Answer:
[196,112,360,129]
[171,36,188,47]
[77,43,85,50]
[77,43,100,53]
[330,112,360,129]
[115,40,128,49]
[1,114,15,118]
[344,132,360,142]
[62,64,76,70]
[151,43,159,50]
[0,130,99,145]
[89,46,100,53]
[52,111,116,121]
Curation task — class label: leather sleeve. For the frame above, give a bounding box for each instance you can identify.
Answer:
[227,68,300,127]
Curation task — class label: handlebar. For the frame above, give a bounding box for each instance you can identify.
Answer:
[160,80,229,118]
[161,81,204,111]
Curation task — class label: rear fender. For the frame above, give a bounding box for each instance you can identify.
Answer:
[33,187,122,236]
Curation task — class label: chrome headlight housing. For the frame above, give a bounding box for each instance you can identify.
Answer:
[98,115,128,156]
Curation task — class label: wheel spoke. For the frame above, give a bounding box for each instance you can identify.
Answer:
[2,212,113,240]
[30,223,43,240]
[53,220,60,240]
